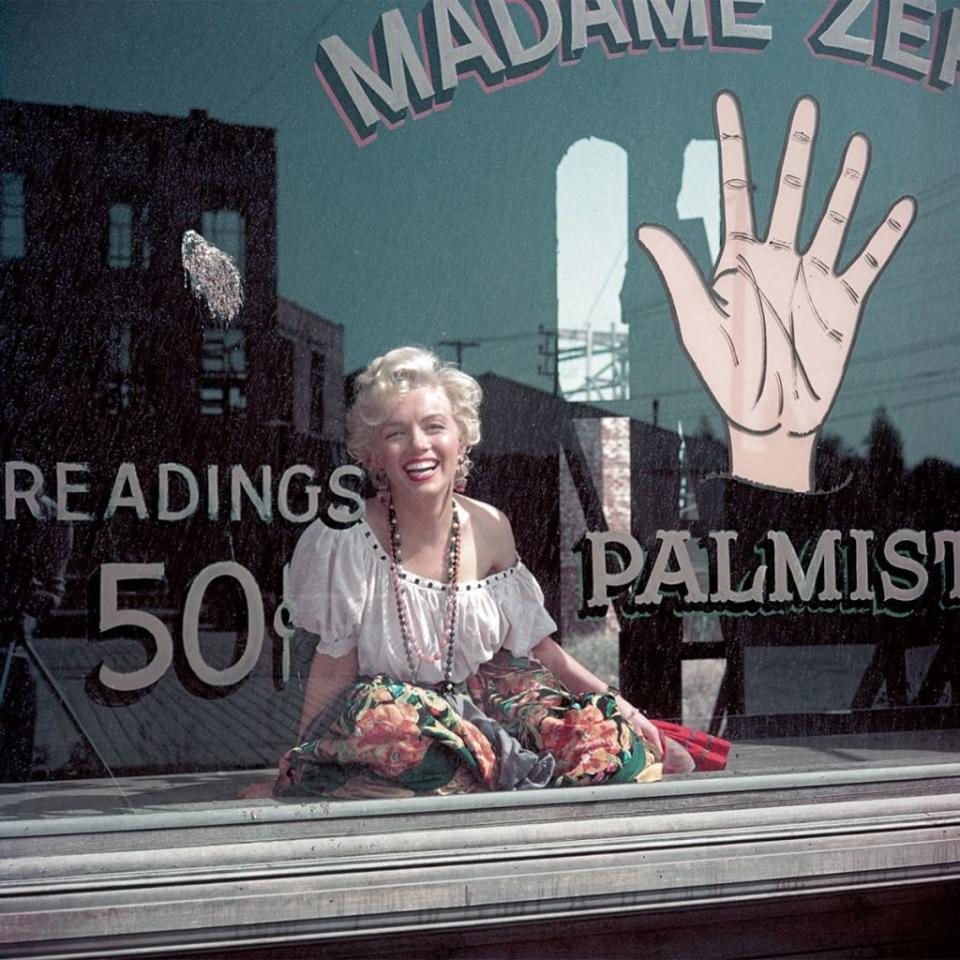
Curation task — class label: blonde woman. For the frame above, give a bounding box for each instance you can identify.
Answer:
[266,347,727,799]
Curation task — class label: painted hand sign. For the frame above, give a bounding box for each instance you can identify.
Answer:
[637,92,917,492]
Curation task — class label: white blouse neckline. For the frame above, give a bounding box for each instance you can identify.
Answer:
[289,517,558,682]
[355,518,524,593]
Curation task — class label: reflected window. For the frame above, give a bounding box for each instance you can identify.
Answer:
[310,351,325,434]
[556,139,629,401]
[140,205,151,269]
[201,328,246,415]
[107,202,150,269]
[676,139,720,264]
[1,172,26,261]
[201,209,245,277]
[108,203,132,267]
[276,336,295,425]
[105,321,133,413]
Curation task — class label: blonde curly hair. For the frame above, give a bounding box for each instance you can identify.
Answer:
[346,346,482,468]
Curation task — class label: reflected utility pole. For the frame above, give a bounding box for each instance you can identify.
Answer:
[438,339,480,367]
[538,324,559,396]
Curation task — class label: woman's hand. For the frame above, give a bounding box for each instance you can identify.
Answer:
[636,91,916,492]
[237,780,275,799]
[530,637,664,761]
[615,695,663,761]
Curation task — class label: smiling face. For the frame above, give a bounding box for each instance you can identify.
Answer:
[370,386,463,501]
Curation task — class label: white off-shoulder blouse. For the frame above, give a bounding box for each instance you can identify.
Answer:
[288,517,558,684]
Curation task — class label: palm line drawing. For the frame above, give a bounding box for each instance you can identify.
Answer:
[637,91,916,444]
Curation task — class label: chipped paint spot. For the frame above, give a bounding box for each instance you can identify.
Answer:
[181,230,244,324]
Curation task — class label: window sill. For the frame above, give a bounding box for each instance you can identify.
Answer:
[2,752,959,957]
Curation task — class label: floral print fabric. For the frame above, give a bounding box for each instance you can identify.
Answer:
[467,653,655,787]
[275,651,661,799]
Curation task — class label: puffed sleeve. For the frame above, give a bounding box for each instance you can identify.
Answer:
[288,520,368,657]
[496,562,558,658]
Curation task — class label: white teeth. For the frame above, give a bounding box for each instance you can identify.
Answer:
[405,460,438,476]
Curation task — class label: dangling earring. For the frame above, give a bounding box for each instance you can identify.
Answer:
[454,454,470,493]
[373,468,391,504]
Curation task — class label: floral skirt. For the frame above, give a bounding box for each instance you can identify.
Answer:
[274,651,729,800]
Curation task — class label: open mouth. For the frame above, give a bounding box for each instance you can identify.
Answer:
[403,459,439,482]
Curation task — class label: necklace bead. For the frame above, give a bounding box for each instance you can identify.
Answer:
[387,497,460,691]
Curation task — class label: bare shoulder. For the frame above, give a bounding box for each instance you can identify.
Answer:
[456,494,514,536]
[456,495,517,572]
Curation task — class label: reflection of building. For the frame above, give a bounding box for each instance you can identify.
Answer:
[0,100,288,460]
[276,297,344,441]
[0,97,343,471]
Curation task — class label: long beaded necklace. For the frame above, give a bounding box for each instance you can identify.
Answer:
[387,496,461,695]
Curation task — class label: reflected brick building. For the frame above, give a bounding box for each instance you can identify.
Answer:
[4,100,281,457]
[0,96,344,472]
[0,98,343,611]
